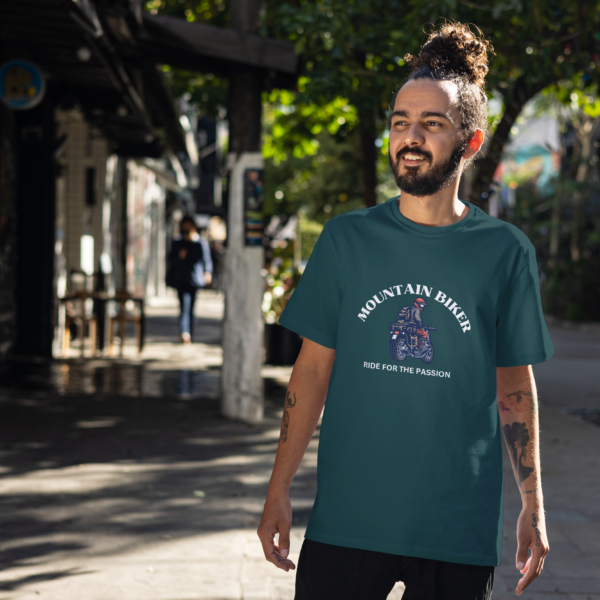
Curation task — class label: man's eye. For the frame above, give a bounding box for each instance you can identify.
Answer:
[393,121,407,127]
[426,121,442,127]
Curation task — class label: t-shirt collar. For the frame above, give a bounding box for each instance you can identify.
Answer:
[386,195,476,236]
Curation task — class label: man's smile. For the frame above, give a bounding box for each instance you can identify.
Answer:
[401,153,428,166]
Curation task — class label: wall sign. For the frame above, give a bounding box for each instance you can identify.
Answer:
[0,60,46,110]
[244,168,264,246]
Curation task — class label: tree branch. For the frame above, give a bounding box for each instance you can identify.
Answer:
[469,76,552,210]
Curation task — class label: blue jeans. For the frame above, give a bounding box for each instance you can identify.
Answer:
[177,287,198,338]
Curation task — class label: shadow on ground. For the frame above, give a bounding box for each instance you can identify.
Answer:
[0,312,309,593]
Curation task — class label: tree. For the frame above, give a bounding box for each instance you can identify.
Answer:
[263,0,600,210]
[262,0,414,207]
[144,0,230,118]
[150,0,600,213]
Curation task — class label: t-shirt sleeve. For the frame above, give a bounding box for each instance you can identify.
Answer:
[495,243,555,367]
[278,222,344,349]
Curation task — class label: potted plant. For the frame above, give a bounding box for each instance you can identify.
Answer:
[262,257,303,365]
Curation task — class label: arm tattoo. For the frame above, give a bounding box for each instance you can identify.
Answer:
[503,422,534,485]
[531,513,542,547]
[280,391,297,444]
[498,399,511,413]
[507,390,535,414]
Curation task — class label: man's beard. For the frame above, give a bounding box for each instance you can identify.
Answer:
[388,140,466,197]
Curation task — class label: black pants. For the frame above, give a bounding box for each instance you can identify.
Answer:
[295,539,494,600]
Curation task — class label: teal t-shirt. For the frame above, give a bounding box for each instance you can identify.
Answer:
[279,196,555,567]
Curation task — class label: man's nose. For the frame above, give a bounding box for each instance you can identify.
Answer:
[403,122,425,147]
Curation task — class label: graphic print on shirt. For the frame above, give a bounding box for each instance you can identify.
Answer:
[389,296,437,364]
[357,283,471,333]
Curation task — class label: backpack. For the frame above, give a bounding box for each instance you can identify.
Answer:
[397,306,411,323]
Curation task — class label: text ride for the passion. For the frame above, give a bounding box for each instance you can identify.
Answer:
[363,362,451,378]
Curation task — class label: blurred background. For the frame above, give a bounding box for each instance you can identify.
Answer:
[0,1,599,599]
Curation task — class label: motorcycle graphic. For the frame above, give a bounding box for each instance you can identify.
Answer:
[389,321,437,364]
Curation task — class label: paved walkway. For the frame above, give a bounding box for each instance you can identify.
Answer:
[0,292,598,599]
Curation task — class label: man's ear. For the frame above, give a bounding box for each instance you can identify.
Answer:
[464,129,484,158]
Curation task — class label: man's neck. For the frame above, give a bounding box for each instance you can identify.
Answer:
[397,182,468,228]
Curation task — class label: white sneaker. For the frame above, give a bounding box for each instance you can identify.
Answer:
[180,332,191,344]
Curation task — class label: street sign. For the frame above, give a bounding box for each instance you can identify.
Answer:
[0,60,46,110]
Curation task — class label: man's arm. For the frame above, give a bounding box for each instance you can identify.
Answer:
[257,338,335,572]
[497,365,550,596]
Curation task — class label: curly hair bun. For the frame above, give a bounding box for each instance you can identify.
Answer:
[405,23,492,89]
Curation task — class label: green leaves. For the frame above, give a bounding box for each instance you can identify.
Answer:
[263,89,358,163]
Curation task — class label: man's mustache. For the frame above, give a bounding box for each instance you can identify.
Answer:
[394,147,433,164]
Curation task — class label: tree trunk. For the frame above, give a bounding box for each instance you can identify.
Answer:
[228,65,262,154]
[222,0,265,423]
[228,0,263,154]
[359,106,377,208]
[570,116,600,262]
[548,185,562,269]
[229,0,263,32]
[469,78,549,211]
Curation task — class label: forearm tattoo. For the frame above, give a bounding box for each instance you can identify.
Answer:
[503,422,534,486]
[280,391,297,444]
[505,390,535,414]
[531,513,542,547]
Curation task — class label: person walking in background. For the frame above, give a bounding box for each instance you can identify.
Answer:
[167,215,212,344]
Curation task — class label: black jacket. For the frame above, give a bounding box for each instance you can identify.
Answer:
[166,237,213,289]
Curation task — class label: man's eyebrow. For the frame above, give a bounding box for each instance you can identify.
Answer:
[389,110,454,123]
[389,110,409,119]
[422,111,454,123]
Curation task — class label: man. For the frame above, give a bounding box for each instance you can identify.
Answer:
[397,297,428,351]
[258,23,553,599]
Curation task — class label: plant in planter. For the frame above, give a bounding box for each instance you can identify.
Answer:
[262,256,301,324]
[262,256,303,364]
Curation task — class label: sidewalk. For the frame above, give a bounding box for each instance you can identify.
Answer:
[0,293,598,599]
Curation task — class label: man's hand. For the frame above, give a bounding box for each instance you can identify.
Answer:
[204,272,212,286]
[257,492,296,572]
[178,248,187,259]
[257,339,334,572]
[515,507,549,595]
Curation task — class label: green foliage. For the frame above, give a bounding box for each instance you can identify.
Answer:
[262,256,302,323]
[145,0,229,26]
[263,130,366,223]
[261,0,600,209]
[542,257,600,321]
[148,0,600,229]
[263,0,600,128]
[262,0,413,116]
[263,86,358,163]
[502,176,600,322]
[298,216,323,262]
[161,67,228,118]
[145,0,229,119]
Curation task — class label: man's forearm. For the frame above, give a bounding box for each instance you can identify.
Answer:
[268,357,333,494]
[497,365,550,594]
[497,365,543,507]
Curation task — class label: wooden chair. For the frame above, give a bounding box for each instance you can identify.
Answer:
[108,291,145,357]
[62,292,98,357]
[61,270,99,357]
